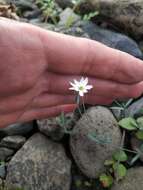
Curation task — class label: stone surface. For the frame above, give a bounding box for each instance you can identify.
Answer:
[85,0,143,40]
[58,8,81,27]
[0,147,14,161]
[111,167,143,190]
[0,163,6,179]
[0,122,34,137]
[6,0,36,11]
[55,0,73,8]
[0,136,26,150]
[6,133,71,190]
[125,97,143,118]
[37,113,77,141]
[37,118,65,141]
[70,106,121,178]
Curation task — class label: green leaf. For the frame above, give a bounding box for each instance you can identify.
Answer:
[75,179,82,187]
[84,181,92,187]
[104,159,115,166]
[113,150,128,162]
[136,117,143,130]
[135,130,143,140]
[118,117,137,131]
[99,174,113,188]
[113,163,127,180]
[88,133,112,145]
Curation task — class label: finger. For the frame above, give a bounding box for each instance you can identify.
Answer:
[34,92,114,106]
[32,93,75,108]
[42,31,143,84]
[0,104,77,128]
[0,92,75,114]
[45,73,143,99]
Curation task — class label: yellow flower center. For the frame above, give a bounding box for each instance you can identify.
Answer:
[79,86,84,91]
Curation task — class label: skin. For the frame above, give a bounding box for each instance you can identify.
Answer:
[0,17,143,127]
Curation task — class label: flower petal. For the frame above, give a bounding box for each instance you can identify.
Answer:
[74,79,79,85]
[83,77,88,86]
[79,91,84,96]
[86,85,93,90]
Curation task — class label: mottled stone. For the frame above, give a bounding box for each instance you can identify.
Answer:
[70,106,121,178]
[6,133,71,190]
[111,167,143,190]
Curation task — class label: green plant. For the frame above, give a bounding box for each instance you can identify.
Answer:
[57,112,75,134]
[83,11,99,21]
[118,115,143,165]
[99,149,128,188]
[36,0,60,24]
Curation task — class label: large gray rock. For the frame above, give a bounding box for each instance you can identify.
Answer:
[6,133,71,190]
[111,167,143,190]
[85,0,143,40]
[70,106,121,178]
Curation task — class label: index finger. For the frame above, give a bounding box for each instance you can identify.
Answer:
[40,29,143,84]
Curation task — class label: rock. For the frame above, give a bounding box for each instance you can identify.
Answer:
[85,0,143,40]
[23,9,41,19]
[58,8,81,27]
[139,41,143,53]
[70,106,121,178]
[125,97,143,118]
[55,0,73,8]
[130,136,143,162]
[37,118,64,141]
[0,163,6,179]
[111,167,143,190]
[81,22,143,59]
[37,113,77,141]
[0,136,26,150]
[0,122,34,137]
[6,133,71,190]
[6,0,36,11]
[0,147,14,161]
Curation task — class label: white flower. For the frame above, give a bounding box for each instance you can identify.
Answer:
[69,77,93,96]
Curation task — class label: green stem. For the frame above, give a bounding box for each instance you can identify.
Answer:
[82,96,86,113]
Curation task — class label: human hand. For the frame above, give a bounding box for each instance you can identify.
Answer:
[0,18,143,127]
